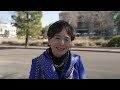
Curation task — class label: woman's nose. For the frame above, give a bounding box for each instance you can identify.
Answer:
[60,40,65,45]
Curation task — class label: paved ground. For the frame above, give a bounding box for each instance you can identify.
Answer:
[1,45,120,53]
[0,47,120,79]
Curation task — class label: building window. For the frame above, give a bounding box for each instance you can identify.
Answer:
[4,30,9,37]
[77,22,89,29]
[0,29,2,32]
[94,21,100,29]
[78,15,84,21]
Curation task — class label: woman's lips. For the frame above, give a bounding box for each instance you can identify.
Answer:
[56,47,65,51]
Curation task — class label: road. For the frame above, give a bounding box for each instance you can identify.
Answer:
[0,48,120,79]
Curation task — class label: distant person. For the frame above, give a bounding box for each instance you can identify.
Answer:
[29,20,86,79]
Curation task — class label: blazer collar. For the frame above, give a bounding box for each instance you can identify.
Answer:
[61,52,78,79]
[39,49,58,79]
[39,48,78,79]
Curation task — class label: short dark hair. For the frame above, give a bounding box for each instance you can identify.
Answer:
[47,20,75,41]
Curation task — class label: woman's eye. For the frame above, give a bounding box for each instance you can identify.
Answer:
[65,39,69,41]
[55,37,60,40]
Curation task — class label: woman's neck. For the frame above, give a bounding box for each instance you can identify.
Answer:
[49,48,68,65]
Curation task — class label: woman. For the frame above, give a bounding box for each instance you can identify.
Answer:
[29,20,86,79]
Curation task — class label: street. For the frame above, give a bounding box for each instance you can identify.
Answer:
[0,48,120,79]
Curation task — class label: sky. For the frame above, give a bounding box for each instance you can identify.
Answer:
[0,11,61,27]
[41,11,61,27]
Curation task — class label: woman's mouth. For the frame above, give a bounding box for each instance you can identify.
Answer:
[56,47,65,51]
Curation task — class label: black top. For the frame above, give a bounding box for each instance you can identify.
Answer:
[49,48,68,78]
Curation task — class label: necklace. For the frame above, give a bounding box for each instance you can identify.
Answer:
[49,48,69,68]
[54,57,68,68]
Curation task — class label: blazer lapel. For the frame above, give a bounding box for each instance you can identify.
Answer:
[39,49,58,79]
[61,51,78,79]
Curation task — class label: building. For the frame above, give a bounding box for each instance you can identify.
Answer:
[0,23,17,38]
[59,11,115,36]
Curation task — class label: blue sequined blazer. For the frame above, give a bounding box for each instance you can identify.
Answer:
[29,48,86,79]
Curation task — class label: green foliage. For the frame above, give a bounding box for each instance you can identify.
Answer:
[113,11,120,35]
[11,11,42,47]
[11,11,42,38]
[107,35,120,47]
[41,24,51,38]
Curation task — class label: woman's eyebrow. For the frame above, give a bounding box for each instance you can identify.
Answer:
[65,37,70,39]
[55,34,70,39]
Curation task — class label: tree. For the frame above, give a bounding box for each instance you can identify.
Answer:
[11,11,42,48]
[41,24,51,38]
[113,11,120,35]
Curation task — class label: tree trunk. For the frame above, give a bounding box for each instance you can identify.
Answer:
[25,13,29,48]
[25,29,28,48]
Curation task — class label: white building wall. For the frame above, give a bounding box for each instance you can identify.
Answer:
[0,23,17,38]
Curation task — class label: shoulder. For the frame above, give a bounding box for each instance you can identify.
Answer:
[70,51,81,60]
[69,51,83,65]
[32,52,46,64]
[31,56,39,65]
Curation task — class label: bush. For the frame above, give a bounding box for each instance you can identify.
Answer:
[107,35,120,47]
[74,42,85,47]
[29,41,41,46]
[2,41,25,46]
[89,41,96,46]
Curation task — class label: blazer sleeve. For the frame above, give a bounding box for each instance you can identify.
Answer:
[78,56,86,79]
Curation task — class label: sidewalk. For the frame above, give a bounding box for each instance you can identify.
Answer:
[0,45,120,53]
[71,47,120,53]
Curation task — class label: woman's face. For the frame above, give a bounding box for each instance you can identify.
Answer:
[48,29,72,57]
